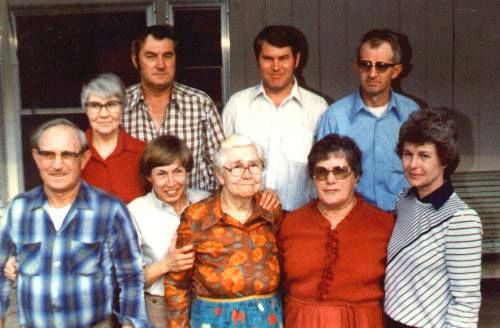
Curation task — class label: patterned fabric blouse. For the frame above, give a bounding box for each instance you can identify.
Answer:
[164,191,282,327]
[124,82,225,192]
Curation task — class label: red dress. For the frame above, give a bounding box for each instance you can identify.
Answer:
[82,127,145,203]
[278,195,395,328]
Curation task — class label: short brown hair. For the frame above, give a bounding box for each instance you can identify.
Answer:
[140,135,193,183]
[397,108,460,178]
[357,29,402,64]
[253,25,301,59]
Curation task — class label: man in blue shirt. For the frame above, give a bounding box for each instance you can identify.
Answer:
[317,29,419,211]
[0,119,150,327]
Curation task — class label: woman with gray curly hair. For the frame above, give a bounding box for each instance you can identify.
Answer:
[164,135,283,328]
[384,108,482,327]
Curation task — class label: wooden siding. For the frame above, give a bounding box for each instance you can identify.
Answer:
[228,0,499,172]
[452,171,500,262]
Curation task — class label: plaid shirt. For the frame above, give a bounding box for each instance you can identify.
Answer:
[124,82,225,192]
[0,182,150,328]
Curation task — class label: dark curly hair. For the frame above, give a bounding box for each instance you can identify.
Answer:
[132,24,177,59]
[308,134,363,179]
[397,108,460,178]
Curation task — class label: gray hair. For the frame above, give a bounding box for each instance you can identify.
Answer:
[213,135,264,170]
[31,118,87,150]
[80,73,127,109]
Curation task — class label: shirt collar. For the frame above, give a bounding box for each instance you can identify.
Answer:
[149,188,196,213]
[351,88,404,122]
[201,190,281,230]
[125,82,180,112]
[169,82,181,105]
[124,83,142,113]
[29,181,93,212]
[252,77,303,107]
[86,127,128,160]
[407,180,454,210]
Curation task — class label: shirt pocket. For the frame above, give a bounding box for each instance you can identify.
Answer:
[70,240,101,275]
[283,125,314,163]
[18,242,42,276]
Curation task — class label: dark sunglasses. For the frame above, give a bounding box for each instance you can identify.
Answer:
[312,165,352,181]
[357,60,398,73]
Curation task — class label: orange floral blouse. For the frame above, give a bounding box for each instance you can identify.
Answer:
[164,191,283,327]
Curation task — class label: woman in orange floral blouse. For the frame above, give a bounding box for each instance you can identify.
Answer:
[164,135,283,328]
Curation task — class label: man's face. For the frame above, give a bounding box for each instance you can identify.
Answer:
[32,126,90,197]
[257,41,300,95]
[132,35,176,91]
[356,41,402,101]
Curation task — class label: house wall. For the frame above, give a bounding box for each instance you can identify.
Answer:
[1,0,498,212]
[228,0,500,172]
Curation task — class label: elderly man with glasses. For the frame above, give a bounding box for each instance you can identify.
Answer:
[0,119,150,328]
[317,29,419,212]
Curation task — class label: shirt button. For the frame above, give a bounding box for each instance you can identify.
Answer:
[53,261,61,267]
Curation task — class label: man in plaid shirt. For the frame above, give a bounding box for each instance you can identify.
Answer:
[124,25,225,192]
[0,119,150,328]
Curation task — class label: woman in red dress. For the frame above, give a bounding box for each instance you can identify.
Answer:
[278,133,395,328]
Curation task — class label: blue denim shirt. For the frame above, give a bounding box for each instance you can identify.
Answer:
[316,89,418,211]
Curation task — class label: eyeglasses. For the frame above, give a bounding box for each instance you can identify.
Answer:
[223,162,264,177]
[36,149,85,162]
[357,60,398,73]
[312,165,352,181]
[85,100,122,114]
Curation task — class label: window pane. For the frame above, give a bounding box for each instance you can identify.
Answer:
[173,7,222,107]
[16,12,146,109]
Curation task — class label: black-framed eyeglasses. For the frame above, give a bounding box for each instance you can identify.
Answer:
[312,165,352,181]
[223,162,264,177]
[357,60,398,73]
[85,100,122,114]
[36,149,85,162]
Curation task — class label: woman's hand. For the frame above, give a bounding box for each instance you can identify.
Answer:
[144,235,195,287]
[259,188,281,210]
[3,256,17,281]
[161,235,195,273]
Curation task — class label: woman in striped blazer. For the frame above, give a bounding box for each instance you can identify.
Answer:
[384,108,482,328]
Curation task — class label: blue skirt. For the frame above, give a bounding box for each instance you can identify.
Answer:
[190,293,283,328]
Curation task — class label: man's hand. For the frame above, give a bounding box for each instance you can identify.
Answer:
[3,256,17,281]
[259,188,281,210]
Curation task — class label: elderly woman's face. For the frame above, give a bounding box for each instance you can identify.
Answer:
[217,145,263,199]
[313,155,358,209]
[147,159,187,206]
[85,94,122,137]
[402,142,445,198]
